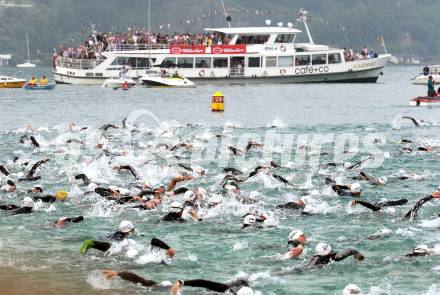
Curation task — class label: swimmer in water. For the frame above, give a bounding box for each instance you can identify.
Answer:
[0,197,34,215]
[356,171,385,185]
[54,216,84,227]
[350,198,408,212]
[101,271,249,294]
[242,212,271,229]
[403,191,440,220]
[343,284,361,295]
[33,190,68,203]
[281,243,364,272]
[19,158,49,182]
[331,182,362,197]
[284,229,307,259]
[80,220,135,254]
[276,196,306,210]
[1,180,16,192]
[405,244,432,257]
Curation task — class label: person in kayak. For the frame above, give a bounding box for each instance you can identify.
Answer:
[427,76,436,97]
[0,197,34,215]
[39,76,48,86]
[27,76,37,86]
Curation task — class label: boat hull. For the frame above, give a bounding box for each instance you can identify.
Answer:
[0,81,26,88]
[409,97,440,106]
[413,74,440,85]
[55,66,384,85]
[139,76,195,88]
[23,84,56,90]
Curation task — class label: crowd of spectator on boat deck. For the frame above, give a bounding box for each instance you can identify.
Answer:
[57,31,231,60]
[343,46,378,61]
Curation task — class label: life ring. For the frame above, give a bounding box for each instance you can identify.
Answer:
[198,69,206,77]
[280,69,287,75]
[280,45,287,52]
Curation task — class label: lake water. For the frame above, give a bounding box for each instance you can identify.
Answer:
[0,65,439,295]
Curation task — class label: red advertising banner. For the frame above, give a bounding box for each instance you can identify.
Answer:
[169,45,206,55]
[211,45,247,55]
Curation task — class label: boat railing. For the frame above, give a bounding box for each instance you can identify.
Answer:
[230,68,245,77]
[105,43,170,51]
[56,57,103,69]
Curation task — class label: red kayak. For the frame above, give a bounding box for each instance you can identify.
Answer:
[409,96,440,106]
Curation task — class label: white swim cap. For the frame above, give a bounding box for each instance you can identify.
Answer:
[33,185,43,190]
[398,169,407,176]
[351,183,361,193]
[22,197,34,208]
[414,244,430,254]
[248,191,260,201]
[87,183,97,191]
[169,201,183,213]
[208,194,223,206]
[315,243,332,256]
[243,215,256,226]
[119,220,134,233]
[183,191,195,202]
[288,229,304,242]
[310,190,320,196]
[343,284,361,295]
[236,286,254,295]
[195,187,206,197]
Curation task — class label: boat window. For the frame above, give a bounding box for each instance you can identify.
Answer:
[195,57,211,68]
[236,35,270,45]
[275,34,295,43]
[248,57,261,68]
[278,56,294,67]
[295,55,310,66]
[161,57,177,68]
[312,54,327,65]
[213,57,228,68]
[177,57,194,68]
[266,56,277,67]
[135,58,150,68]
[328,53,342,64]
[110,57,130,66]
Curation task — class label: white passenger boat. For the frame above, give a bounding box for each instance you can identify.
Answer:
[413,65,440,85]
[53,11,390,85]
[139,69,195,87]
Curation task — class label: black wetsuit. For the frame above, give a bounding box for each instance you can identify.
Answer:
[354,199,408,212]
[276,202,305,210]
[162,211,184,222]
[74,174,90,185]
[56,216,84,224]
[33,195,57,203]
[107,231,130,241]
[0,205,33,215]
[116,271,157,287]
[0,165,9,176]
[300,249,363,269]
[403,195,434,220]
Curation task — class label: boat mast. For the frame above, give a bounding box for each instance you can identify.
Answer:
[147,0,151,68]
[220,0,231,28]
[26,34,30,63]
[297,9,314,45]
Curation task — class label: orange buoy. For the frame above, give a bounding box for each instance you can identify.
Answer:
[211,91,224,112]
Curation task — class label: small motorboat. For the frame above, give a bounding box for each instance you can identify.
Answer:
[139,69,195,88]
[413,65,440,85]
[24,84,56,90]
[0,75,26,88]
[409,96,440,106]
[102,78,136,90]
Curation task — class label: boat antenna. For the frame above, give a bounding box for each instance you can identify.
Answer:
[26,34,31,63]
[90,23,98,42]
[147,0,151,68]
[220,0,231,28]
[297,9,314,44]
